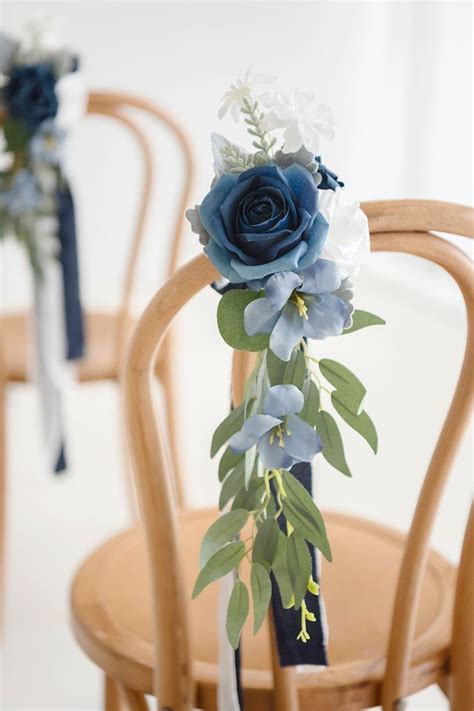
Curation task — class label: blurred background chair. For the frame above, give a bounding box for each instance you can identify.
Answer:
[0,91,193,618]
[70,200,473,710]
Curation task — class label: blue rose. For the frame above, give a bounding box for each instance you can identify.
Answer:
[4,64,58,131]
[198,164,329,283]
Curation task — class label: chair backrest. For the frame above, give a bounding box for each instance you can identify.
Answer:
[123,200,473,711]
[86,91,193,355]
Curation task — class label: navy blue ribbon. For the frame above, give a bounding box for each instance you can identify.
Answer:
[53,184,85,472]
[271,461,328,667]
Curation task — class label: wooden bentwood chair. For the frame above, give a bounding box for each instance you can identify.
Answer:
[71,200,473,711]
[0,92,193,613]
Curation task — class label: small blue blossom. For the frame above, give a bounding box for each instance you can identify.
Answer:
[29,119,65,164]
[244,259,353,361]
[229,384,321,469]
[0,169,40,216]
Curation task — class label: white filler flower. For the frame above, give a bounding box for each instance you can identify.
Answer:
[319,188,370,278]
[262,91,335,154]
[218,69,275,121]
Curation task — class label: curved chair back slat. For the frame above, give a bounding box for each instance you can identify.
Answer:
[124,200,473,711]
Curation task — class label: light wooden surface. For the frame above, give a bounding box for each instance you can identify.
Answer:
[70,200,474,710]
[0,90,193,620]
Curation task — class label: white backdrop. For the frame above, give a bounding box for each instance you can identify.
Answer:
[1,2,472,710]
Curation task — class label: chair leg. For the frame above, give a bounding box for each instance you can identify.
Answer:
[104,676,148,711]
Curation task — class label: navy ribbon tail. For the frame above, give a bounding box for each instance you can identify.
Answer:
[271,461,328,667]
[57,185,85,361]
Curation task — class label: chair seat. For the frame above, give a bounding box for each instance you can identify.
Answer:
[0,311,135,383]
[71,509,454,710]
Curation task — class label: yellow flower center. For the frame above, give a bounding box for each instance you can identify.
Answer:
[291,290,308,319]
[269,422,292,447]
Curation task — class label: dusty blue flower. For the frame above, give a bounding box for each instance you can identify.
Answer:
[0,169,40,216]
[316,156,344,190]
[4,63,58,131]
[229,384,321,469]
[244,259,353,361]
[196,164,329,283]
[29,119,65,164]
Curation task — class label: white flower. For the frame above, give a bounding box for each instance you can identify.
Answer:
[261,91,335,154]
[55,71,87,131]
[218,69,275,121]
[24,15,63,53]
[319,188,370,278]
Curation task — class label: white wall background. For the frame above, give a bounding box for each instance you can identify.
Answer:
[1,2,472,710]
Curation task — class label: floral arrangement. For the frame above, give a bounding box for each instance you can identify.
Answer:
[0,21,86,474]
[187,71,384,652]
[0,21,85,273]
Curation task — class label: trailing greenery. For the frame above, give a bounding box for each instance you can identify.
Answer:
[192,289,384,649]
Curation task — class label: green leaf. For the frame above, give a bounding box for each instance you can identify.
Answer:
[232,477,265,512]
[200,509,249,567]
[4,118,30,153]
[267,349,287,385]
[226,579,249,649]
[192,541,246,598]
[211,403,245,457]
[252,517,279,570]
[287,533,311,609]
[300,378,320,427]
[272,531,293,607]
[283,348,305,390]
[219,460,245,510]
[281,470,332,561]
[316,410,352,477]
[245,445,257,488]
[319,358,366,415]
[217,290,270,352]
[343,309,386,335]
[251,563,272,634]
[331,392,378,454]
[218,447,244,482]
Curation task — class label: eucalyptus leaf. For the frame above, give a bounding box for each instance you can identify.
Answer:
[211,402,245,458]
[316,410,352,477]
[252,517,279,570]
[281,470,332,561]
[217,290,270,352]
[192,541,246,598]
[331,392,378,454]
[218,447,244,482]
[267,349,287,385]
[226,579,249,650]
[283,348,305,390]
[200,509,249,568]
[287,533,311,610]
[219,460,245,510]
[4,118,30,153]
[251,563,272,634]
[343,309,386,334]
[272,530,293,607]
[319,359,366,414]
[232,477,265,512]
[300,379,320,426]
[245,445,257,489]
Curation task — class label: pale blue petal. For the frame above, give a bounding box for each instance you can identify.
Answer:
[303,294,349,340]
[264,384,304,417]
[269,303,304,362]
[244,297,280,336]
[300,259,341,295]
[229,240,308,282]
[229,414,281,452]
[284,414,322,461]
[259,435,296,469]
[265,271,302,310]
